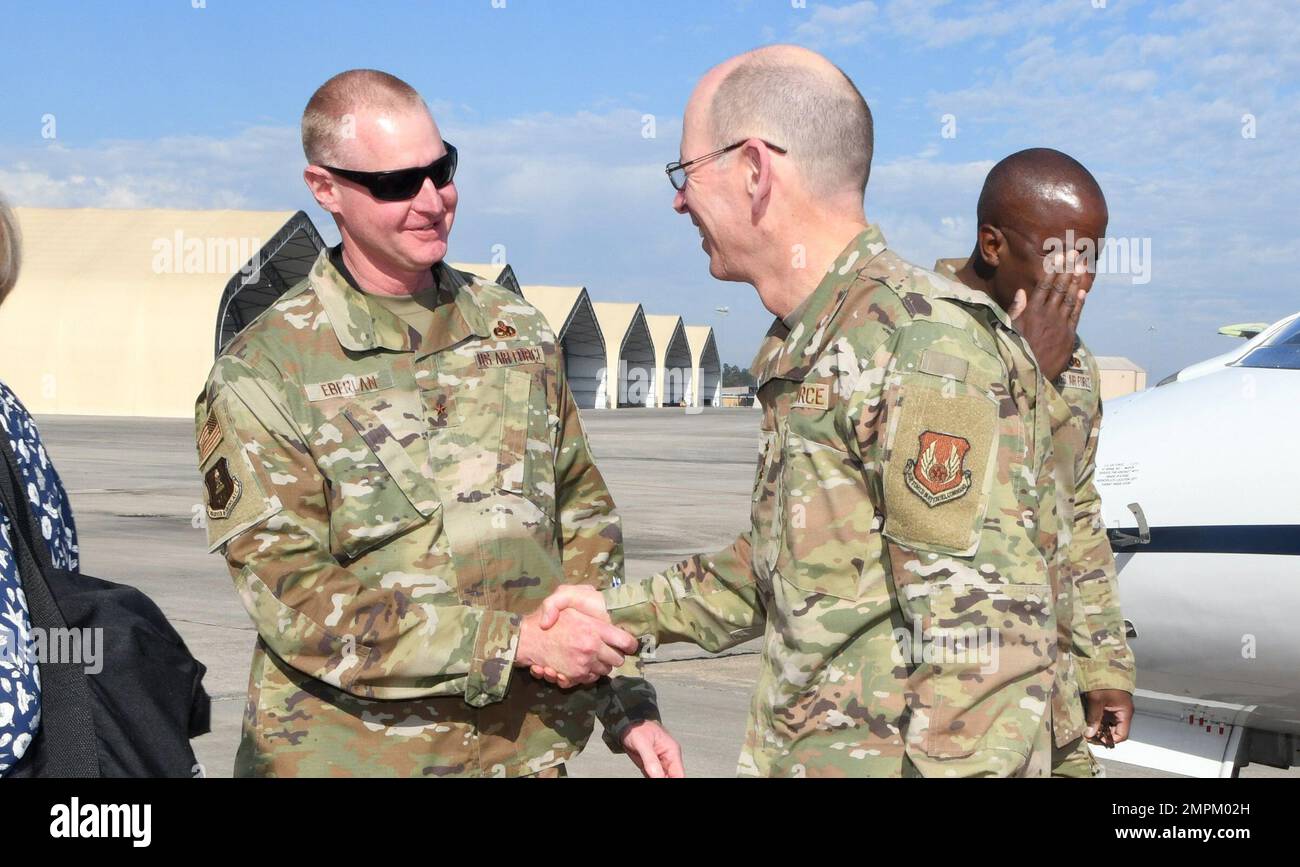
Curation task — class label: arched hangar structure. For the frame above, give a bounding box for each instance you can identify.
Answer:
[592,302,656,408]
[520,285,606,411]
[686,325,721,408]
[645,314,691,407]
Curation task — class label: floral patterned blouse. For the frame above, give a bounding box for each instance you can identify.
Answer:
[0,379,79,774]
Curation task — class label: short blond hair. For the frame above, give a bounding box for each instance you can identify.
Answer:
[0,194,21,307]
[301,69,430,166]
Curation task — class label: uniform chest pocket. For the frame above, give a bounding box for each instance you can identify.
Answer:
[771,415,874,602]
[315,406,439,561]
[497,367,559,524]
[880,372,1002,558]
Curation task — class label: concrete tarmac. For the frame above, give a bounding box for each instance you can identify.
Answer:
[32,408,1293,778]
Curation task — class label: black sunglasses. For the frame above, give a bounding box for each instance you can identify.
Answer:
[323,143,458,201]
[666,139,787,191]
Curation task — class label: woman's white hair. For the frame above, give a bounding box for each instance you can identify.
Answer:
[0,194,21,307]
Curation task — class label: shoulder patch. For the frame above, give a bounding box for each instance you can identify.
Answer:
[904,431,972,506]
[204,456,243,519]
[197,411,223,465]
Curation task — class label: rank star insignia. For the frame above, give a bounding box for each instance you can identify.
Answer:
[904,431,973,507]
[493,320,517,338]
[204,456,243,519]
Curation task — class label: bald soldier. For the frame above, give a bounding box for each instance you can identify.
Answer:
[194,69,683,777]
[934,148,1137,777]
[534,46,1076,777]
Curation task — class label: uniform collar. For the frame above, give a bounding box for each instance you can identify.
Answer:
[928,254,1019,334]
[750,225,889,386]
[311,247,493,355]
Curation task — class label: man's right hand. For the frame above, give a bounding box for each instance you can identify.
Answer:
[515,602,638,687]
[1010,251,1088,381]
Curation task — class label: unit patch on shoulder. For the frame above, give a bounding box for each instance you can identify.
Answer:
[903,431,972,507]
[793,382,830,411]
[476,346,543,368]
[204,456,243,519]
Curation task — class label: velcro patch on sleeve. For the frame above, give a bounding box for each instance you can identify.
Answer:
[918,349,970,382]
[882,374,997,555]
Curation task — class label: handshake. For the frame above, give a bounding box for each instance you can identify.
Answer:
[516,585,633,688]
[515,585,684,778]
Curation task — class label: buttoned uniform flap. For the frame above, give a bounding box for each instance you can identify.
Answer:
[316,401,440,562]
[771,382,874,602]
[880,363,999,558]
[430,356,558,529]
[497,367,559,523]
[339,402,441,518]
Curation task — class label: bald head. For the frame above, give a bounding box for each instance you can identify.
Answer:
[302,69,431,166]
[977,147,1107,234]
[701,45,873,201]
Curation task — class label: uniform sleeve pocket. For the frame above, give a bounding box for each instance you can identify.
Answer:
[199,399,283,554]
[907,581,1054,760]
[881,372,999,557]
[773,421,875,601]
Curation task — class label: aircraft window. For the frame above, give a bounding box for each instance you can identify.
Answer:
[1237,316,1300,370]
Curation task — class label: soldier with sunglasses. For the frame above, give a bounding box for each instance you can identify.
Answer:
[194,69,678,778]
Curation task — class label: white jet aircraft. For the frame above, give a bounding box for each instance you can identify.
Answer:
[1094,311,1300,777]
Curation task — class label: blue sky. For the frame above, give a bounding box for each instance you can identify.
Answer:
[2,0,1296,380]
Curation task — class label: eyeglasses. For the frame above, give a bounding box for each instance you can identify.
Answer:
[322,143,458,201]
[665,139,787,191]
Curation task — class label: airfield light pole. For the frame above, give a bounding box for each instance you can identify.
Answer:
[715,306,729,394]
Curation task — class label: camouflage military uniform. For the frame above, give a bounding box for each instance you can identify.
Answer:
[935,258,1136,778]
[195,248,656,777]
[604,226,1068,777]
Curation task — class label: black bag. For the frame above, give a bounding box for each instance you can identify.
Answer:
[0,433,211,778]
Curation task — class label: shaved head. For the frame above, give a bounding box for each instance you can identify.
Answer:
[302,69,431,166]
[706,44,873,200]
[977,147,1107,234]
[963,147,1109,315]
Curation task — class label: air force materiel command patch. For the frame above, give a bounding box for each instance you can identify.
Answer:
[904,431,973,506]
[1056,354,1094,391]
[793,382,830,411]
[204,456,243,519]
